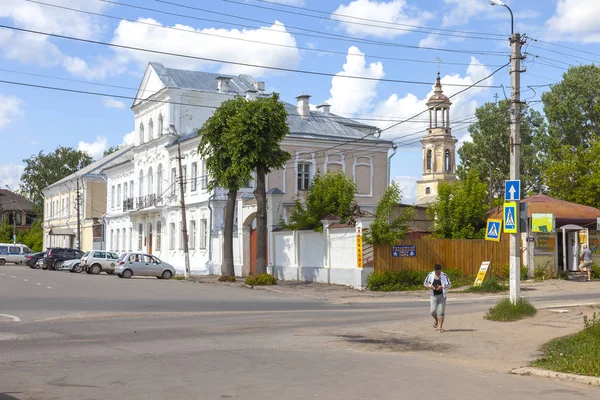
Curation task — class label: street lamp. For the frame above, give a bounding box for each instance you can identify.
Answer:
[489,0,521,304]
[168,123,191,279]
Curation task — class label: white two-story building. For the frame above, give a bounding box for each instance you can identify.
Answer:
[102,62,393,276]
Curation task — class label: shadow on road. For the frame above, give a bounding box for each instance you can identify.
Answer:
[1,394,22,400]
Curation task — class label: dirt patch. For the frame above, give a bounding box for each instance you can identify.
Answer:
[338,334,438,352]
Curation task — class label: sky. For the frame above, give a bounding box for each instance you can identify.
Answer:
[0,0,599,203]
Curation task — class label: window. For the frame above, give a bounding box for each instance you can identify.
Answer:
[445,149,451,171]
[201,160,207,190]
[171,168,177,195]
[169,223,175,250]
[189,220,196,248]
[93,251,105,259]
[111,186,115,209]
[123,182,128,200]
[148,167,154,195]
[138,223,143,251]
[297,162,311,191]
[183,165,187,193]
[191,162,198,192]
[139,122,144,143]
[129,180,134,199]
[157,164,163,197]
[117,184,122,208]
[62,199,66,217]
[128,227,132,251]
[200,218,207,249]
[148,118,154,140]
[9,246,19,254]
[156,221,162,251]
[425,187,431,195]
[139,170,144,198]
[179,222,183,249]
[426,149,432,171]
[158,114,164,136]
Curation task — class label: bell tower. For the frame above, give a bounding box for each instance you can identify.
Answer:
[416,68,458,205]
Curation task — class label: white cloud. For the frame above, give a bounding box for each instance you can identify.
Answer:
[0,93,24,130]
[111,18,300,77]
[419,34,446,48]
[122,130,136,146]
[545,0,600,43]
[102,97,126,110]
[326,46,384,115]
[332,0,432,38]
[62,56,125,80]
[392,175,418,204]
[442,0,489,27]
[0,30,64,66]
[78,136,108,159]
[0,163,24,189]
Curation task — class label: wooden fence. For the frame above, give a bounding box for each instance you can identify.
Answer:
[374,238,511,276]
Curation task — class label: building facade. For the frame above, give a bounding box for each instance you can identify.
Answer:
[42,146,132,251]
[0,189,36,234]
[416,73,458,205]
[102,62,393,276]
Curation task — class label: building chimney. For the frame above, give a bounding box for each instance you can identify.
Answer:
[216,76,231,93]
[316,102,331,115]
[296,93,311,119]
[245,88,258,101]
[253,81,265,91]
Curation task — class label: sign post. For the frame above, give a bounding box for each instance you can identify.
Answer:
[474,261,491,287]
[504,180,521,304]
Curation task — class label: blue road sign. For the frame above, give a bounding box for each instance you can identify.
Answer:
[485,219,502,242]
[504,202,517,234]
[505,180,521,201]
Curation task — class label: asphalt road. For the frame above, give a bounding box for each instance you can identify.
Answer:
[1,265,598,400]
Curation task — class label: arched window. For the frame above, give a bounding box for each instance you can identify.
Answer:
[157,164,163,196]
[426,149,432,171]
[445,149,451,171]
[148,118,154,140]
[156,221,162,251]
[139,169,144,198]
[139,122,144,144]
[148,167,154,196]
[425,187,431,195]
[138,223,143,251]
[158,114,163,136]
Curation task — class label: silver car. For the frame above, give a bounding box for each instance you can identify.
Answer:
[115,253,176,280]
[82,250,120,275]
[60,254,86,273]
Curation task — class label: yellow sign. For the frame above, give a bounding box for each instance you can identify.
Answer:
[356,231,363,268]
[532,213,554,233]
[535,233,556,253]
[474,261,491,287]
[589,231,600,254]
[503,202,517,234]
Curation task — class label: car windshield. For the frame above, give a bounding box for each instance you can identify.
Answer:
[82,252,90,257]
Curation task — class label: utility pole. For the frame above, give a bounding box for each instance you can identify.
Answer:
[170,124,190,279]
[76,176,81,251]
[5,185,17,243]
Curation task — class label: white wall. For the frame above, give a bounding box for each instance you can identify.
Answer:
[298,231,325,268]
[330,228,357,269]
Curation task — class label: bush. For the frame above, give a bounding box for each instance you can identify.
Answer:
[534,266,558,281]
[486,298,537,322]
[592,264,600,280]
[367,268,470,291]
[245,273,276,286]
[500,264,528,280]
[218,275,237,283]
[463,276,508,293]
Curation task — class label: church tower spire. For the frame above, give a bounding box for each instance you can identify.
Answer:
[416,69,458,205]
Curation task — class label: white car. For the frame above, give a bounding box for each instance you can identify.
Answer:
[82,250,120,275]
[115,253,176,279]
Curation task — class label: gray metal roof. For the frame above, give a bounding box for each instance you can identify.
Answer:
[45,145,134,191]
[150,63,266,95]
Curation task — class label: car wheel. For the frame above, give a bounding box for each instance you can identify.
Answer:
[75,264,83,273]
[161,270,173,280]
[53,260,63,270]
[91,264,101,275]
[122,269,133,279]
[1,258,7,266]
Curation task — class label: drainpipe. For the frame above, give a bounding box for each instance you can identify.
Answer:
[205,189,216,273]
[387,144,398,187]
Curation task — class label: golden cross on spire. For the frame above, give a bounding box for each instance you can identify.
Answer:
[436,57,441,75]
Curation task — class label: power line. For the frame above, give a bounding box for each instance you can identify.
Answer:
[0,24,503,88]
[25,0,504,69]
[529,37,600,59]
[221,0,507,42]
[528,41,600,64]
[248,0,506,38]
[152,0,509,56]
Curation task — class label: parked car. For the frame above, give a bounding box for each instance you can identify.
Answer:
[43,248,85,270]
[0,243,33,265]
[60,253,87,273]
[115,253,176,279]
[26,251,46,268]
[82,250,119,275]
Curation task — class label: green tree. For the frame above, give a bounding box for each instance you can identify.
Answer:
[457,100,546,198]
[103,145,120,157]
[227,93,290,274]
[288,171,357,232]
[18,220,43,252]
[364,181,414,245]
[198,97,253,277]
[19,147,93,214]
[428,169,488,239]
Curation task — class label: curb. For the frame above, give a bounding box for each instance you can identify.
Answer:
[511,367,600,386]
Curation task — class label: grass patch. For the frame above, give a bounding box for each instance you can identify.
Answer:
[462,276,508,293]
[532,313,600,377]
[245,273,276,286]
[172,276,186,280]
[367,268,473,292]
[218,275,237,283]
[485,298,537,322]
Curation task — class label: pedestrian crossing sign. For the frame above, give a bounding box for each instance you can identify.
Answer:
[485,219,502,242]
[503,202,517,234]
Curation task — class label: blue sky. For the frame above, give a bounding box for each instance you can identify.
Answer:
[0,0,598,203]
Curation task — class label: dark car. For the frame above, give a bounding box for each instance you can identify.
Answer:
[43,248,85,270]
[26,251,46,268]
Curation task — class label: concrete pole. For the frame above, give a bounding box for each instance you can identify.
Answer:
[509,32,522,304]
[176,138,191,279]
[76,176,81,251]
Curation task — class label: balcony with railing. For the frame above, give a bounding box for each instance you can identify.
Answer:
[122,194,162,212]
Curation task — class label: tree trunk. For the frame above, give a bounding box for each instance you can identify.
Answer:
[254,167,268,275]
[222,189,237,277]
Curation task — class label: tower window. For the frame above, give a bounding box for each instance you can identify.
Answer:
[445,149,451,171]
[425,187,431,195]
[426,149,432,171]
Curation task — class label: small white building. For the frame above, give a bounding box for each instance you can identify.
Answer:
[102,62,393,278]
